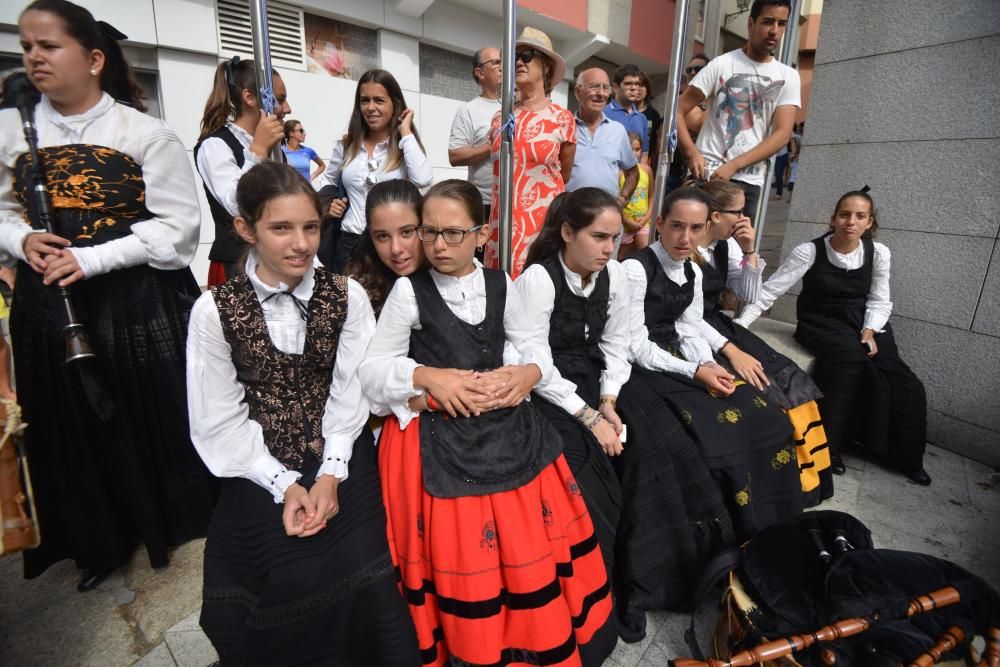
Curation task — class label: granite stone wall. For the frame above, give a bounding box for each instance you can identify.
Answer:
[772,0,1000,466]
[418,43,481,101]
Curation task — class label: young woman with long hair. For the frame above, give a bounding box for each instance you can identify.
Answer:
[194,56,290,285]
[187,161,419,665]
[0,0,214,591]
[317,69,432,273]
[520,188,733,643]
[360,179,616,666]
[737,190,930,485]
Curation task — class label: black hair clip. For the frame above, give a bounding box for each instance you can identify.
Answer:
[860,185,871,194]
[97,20,127,42]
[223,56,241,90]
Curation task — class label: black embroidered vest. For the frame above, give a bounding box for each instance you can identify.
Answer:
[13,144,151,247]
[797,234,874,336]
[193,127,249,264]
[633,247,695,353]
[212,268,349,469]
[541,256,609,407]
[408,268,563,498]
[700,240,729,320]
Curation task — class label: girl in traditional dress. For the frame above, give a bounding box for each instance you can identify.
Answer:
[519,187,733,642]
[345,179,425,315]
[186,162,419,665]
[737,189,930,485]
[0,0,214,591]
[695,179,832,504]
[360,179,616,666]
[623,187,803,542]
[194,57,290,285]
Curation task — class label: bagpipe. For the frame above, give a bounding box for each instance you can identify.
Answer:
[0,398,39,556]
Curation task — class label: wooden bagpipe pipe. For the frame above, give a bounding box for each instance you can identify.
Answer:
[670,586,1000,667]
[0,398,40,556]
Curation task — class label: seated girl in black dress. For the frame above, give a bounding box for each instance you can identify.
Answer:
[359,180,616,666]
[737,189,930,485]
[695,179,832,504]
[186,162,419,665]
[518,187,733,642]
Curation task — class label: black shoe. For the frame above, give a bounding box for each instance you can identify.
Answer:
[616,606,647,643]
[830,453,846,475]
[77,568,114,592]
[903,467,932,486]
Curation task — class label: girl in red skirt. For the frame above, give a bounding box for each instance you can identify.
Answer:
[359,179,616,666]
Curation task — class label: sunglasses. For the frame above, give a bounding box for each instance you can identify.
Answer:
[365,158,380,188]
[685,65,704,75]
[515,49,543,65]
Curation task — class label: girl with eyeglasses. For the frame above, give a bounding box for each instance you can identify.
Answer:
[187,162,420,665]
[736,190,931,486]
[484,27,576,278]
[360,179,615,666]
[317,69,432,274]
[345,179,426,316]
[195,57,290,286]
[693,180,832,506]
[517,188,733,643]
[281,119,325,183]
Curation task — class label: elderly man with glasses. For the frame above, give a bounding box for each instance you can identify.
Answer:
[448,46,503,227]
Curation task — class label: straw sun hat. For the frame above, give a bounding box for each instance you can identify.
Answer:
[515,27,566,88]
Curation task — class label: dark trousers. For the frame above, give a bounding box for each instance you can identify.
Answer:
[733,179,762,227]
[773,154,789,196]
[332,231,362,274]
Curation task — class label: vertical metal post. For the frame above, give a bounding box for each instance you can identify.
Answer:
[497,0,517,274]
[751,0,801,248]
[249,0,282,161]
[649,0,691,239]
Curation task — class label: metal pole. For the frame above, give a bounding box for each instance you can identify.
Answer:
[649,0,691,239]
[751,0,801,249]
[249,0,282,161]
[497,0,517,274]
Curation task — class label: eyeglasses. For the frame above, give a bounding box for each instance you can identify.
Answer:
[581,83,611,93]
[685,65,704,75]
[365,158,380,188]
[718,208,744,217]
[477,58,502,68]
[416,224,484,245]
[515,49,542,65]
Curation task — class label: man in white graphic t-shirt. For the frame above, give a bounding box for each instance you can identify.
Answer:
[676,0,800,225]
[448,46,503,225]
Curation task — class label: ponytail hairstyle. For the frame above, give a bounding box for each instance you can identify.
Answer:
[199,57,257,140]
[698,179,744,219]
[831,188,878,239]
[525,187,619,267]
[282,119,301,144]
[342,69,426,172]
[346,179,423,315]
[660,185,711,218]
[22,0,147,111]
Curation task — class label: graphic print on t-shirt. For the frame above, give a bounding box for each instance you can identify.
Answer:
[713,73,785,157]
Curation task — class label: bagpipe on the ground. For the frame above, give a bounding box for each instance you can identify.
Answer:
[676,511,1000,667]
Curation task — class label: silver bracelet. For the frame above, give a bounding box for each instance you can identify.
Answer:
[573,405,605,429]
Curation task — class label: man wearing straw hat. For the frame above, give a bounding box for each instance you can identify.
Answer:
[485,27,576,277]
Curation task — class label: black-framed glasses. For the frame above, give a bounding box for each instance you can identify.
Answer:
[416,224,484,245]
[718,208,744,217]
[685,65,704,75]
[478,58,502,68]
[515,49,542,65]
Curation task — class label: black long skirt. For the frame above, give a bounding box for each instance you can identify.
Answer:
[12,263,215,579]
[628,365,802,542]
[797,324,926,471]
[199,429,420,666]
[614,372,734,626]
[707,312,833,506]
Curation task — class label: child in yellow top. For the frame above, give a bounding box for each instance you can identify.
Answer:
[618,132,653,258]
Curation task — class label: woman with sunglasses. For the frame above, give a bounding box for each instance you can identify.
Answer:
[484,27,576,278]
[361,180,615,666]
[317,69,432,274]
[281,119,325,183]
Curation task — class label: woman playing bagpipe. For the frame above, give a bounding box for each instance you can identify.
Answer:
[736,188,931,485]
[359,179,616,666]
[694,179,832,505]
[622,187,803,542]
[517,187,734,643]
[186,161,419,665]
[0,0,214,591]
